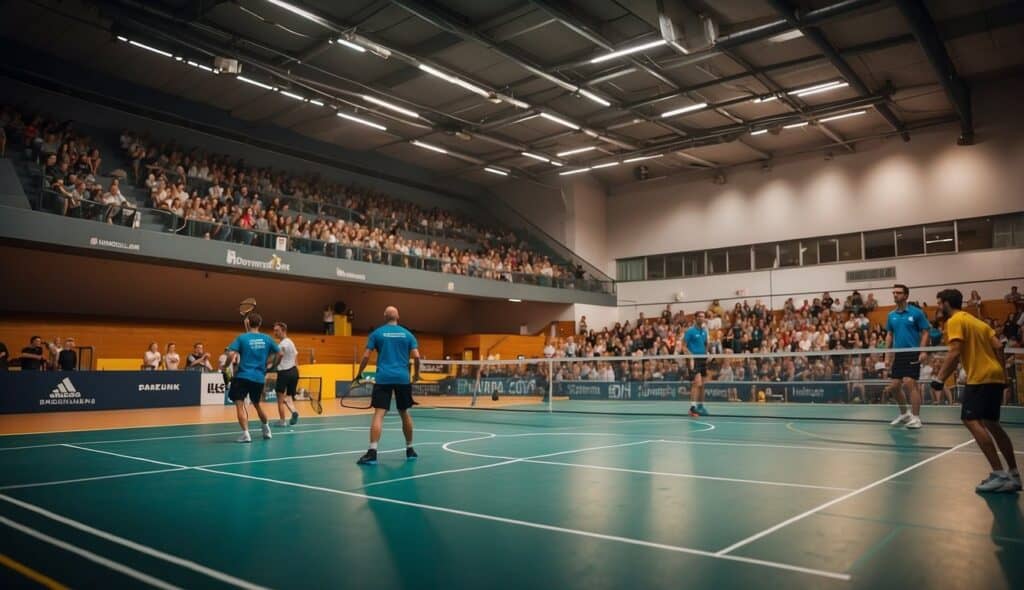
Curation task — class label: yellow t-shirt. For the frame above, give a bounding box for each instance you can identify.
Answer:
[944,311,1004,385]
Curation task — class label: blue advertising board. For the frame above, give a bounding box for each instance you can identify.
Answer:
[0,371,202,413]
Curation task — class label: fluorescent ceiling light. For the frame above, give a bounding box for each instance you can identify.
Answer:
[768,29,804,43]
[521,152,549,163]
[280,91,306,102]
[116,36,128,42]
[661,102,708,118]
[334,38,366,53]
[559,168,591,176]
[418,64,490,98]
[750,129,769,136]
[557,146,596,157]
[337,112,386,131]
[362,95,419,118]
[308,99,324,107]
[237,76,275,91]
[591,161,620,169]
[508,298,522,303]
[411,140,448,154]
[624,154,663,163]
[550,161,564,167]
[753,96,778,103]
[792,81,848,97]
[819,110,867,123]
[590,39,667,64]
[926,237,953,244]
[484,167,509,176]
[504,97,531,109]
[578,88,611,107]
[264,0,332,28]
[539,112,580,130]
[127,40,173,58]
[783,121,809,129]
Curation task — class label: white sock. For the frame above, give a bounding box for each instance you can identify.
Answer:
[369,442,378,450]
[406,442,413,449]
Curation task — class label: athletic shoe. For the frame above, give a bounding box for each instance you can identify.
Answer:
[290,411,299,426]
[889,413,911,426]
[406,447,418,461]
[236,431,252,443]
[696,406,710,417]
[274,420,288,428]
[976,472,1012,493]
[357,449,378,465]
[688,407,699,417]
[1005,473,1023,492]
[905,416,922,429]
[261,423,272,440]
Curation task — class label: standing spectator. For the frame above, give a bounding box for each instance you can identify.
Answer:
[1004,312,1021,346]
[46,337,78,371]
[164,342,181,370]
[18,336,46,371]
[142,342,161,370]
[968,290,983,314]
[578,315,588,335]
[323,304,335,335]
[1006,286,1021,303]
[864,293,878,311]
[708,299,724,317]
[187,342,212,371]
[0,341,8,371]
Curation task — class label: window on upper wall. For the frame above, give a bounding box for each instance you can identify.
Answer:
[925,222,955,253]
[778,240,800,267]
[993,212,1024,248]
[864,229,895,259]
[817,237,839,263]
[958,216,994,251]
[895,226,924,256]
[837,233,862,261]
[616,258,645,281]
[707,249,727,274]
[727,246,751,272]
[665,253,684,278]
[647,254,666,279]
[683,252,705,276]
[753,243,777,269]
[801,240,819,265]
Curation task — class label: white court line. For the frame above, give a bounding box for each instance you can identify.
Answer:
[194,467,850,581]
[0,468,187,491]
[62,444,185,468]
[657,437,923,456]
[0,514,182,589]
[197,442,446,468]
[0,494,269,590]
[715,438,977,556]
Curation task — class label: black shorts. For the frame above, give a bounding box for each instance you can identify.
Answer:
[372,383,414,412]
[890,352,920,380]
[692,359,708,378]
[961,383,1004,421]
[274,367,299,396]
[228,377,264,403]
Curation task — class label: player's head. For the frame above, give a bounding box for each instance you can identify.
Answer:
[244,312,263,331]
[936,289,963,315]
[30,335,41,346]
[695,311,706,325]
[892,284,909,305]
[384,306,399,324]
[273,321,287,338]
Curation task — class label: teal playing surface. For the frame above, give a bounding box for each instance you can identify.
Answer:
[1,408,1022,589]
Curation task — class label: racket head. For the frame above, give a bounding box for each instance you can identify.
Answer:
[239,297,257,317]
[305,388,323,414]
[340,380,374,410]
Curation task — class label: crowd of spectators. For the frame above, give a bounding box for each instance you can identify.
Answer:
[0,336,79,371]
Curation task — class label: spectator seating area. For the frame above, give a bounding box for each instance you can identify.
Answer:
[0,103,605,292]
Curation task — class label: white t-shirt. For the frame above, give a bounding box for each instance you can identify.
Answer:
[164,352,180,370]
[278,337,298,370]
[143,350,161,370]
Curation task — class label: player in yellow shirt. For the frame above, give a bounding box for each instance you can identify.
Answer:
[931,289,1020,493]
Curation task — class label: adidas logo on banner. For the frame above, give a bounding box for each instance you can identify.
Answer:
[41,377,96,407]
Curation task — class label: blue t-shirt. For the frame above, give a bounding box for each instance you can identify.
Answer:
[683,326,708,355]
[367,324,418,384]
[886,305,930,349]
[228,332,280,384]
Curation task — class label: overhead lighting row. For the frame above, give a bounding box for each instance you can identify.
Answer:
[558,154,663,176]
[748,110,867,135]
[660,80,851,120]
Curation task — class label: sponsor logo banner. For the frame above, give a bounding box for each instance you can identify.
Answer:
[90,236,140,251]
[0,371,201,414]
[226,249,291,272]
[335,267,367,281]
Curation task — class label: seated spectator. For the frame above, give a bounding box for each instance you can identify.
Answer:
[143,342,161,370]
[1006,286,1021,303]
[967,290,983,313]
[864,292,878,311]
[708,299,723,316]
[164,342,181,370]
[186,342,212,371]
[18,336,46,371]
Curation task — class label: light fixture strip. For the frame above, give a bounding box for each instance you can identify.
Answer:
[591,161,620,169]
[559,168,591,176]
[237,76,276,91]
[590,39,667,64]
[127,39,173,58]
[362,95,419,118]
[484,167,509,176]
[280,91,306,102]
[660,102,708,118]
[623,154,663,163]
[335,38,366,53]
[783,121,809,129]
[792,81,848,97]
[750,129,769,136]
[411,140,448,154]
[521,152,549,163]
[418,64,490,98]
[578,88,611,107]
[556,146,596,157]
[539,112,580,130]
[819,110,867,123]
[337,112,386,131]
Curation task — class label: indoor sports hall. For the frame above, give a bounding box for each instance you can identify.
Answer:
[1,1,1023,589]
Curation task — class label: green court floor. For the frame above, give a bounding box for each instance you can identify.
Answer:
[0,408,1022,589]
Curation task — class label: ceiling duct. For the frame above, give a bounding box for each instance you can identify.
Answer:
[657,0,718,54]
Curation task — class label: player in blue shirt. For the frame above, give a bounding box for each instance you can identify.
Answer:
[884,284,931,429]
[683,311,711,417]
[227,312,280,443]
[353,306,421,465]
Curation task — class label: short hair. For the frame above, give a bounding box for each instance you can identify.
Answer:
[893,284,909,295]
[936,289,963,310]
[273,321,287,332]
[194,341,203,347]
[246,312,263,328]
[30,335,41,342]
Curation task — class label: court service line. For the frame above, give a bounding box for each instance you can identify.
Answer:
[0,468,188,491]
[657,438,921,456]
[715,438,977,556]
[0,552,69,590]
[0,515,181,590]
[62,444,185,468]
[0,495,269,590]
[196,441,451,468]
[357,438,650,490]
[194,467,851,581]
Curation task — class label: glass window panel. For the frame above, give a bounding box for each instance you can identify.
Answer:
[778,240,800,267]
[837,233,862,261]
[818,237,838,263]
[993,215,1016,248]
[957,217,994,251]
[647,255,666,279]
[707,249,727,274]
[925,222,955,253]
[683,252,705,276]
[864,229,895,259]
[800,240,819,265]
[616,258,645,281]
[895,226,924,256]
[727,246,751,272]
[753,243,777,269]
[1013,213,1024,247]
[665,253,684,278]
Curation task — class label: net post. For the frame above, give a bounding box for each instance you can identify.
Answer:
[547,358,554,413]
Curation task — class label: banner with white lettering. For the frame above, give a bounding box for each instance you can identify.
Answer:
[0,371,201,413]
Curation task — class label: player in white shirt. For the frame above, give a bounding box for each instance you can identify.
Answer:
[272,322,301,427]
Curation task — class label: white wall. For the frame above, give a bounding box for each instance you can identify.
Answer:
[493,179,568,244]
[561,175,611,275]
